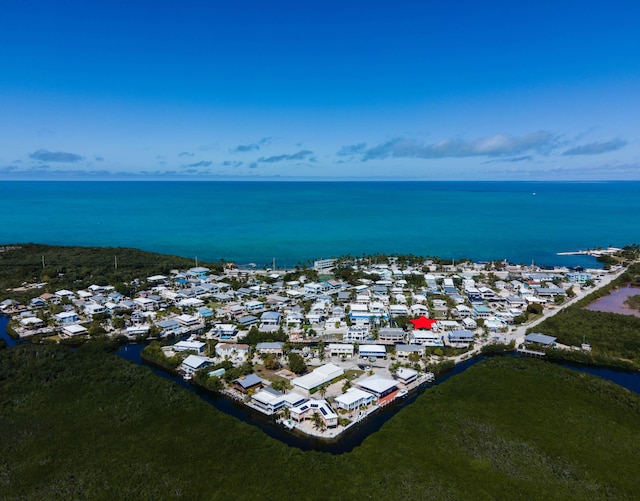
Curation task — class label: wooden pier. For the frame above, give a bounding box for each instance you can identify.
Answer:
[517,348,546,358]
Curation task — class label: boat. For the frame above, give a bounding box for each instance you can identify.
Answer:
[397,389,408,398]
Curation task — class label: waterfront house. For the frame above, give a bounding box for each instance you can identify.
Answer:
[173,340,206,354]
[289,398,338,428]
[20,316,44,330]
[395,367,418,385]
[356,374,398,401]
[334,388,374,411]
[181,355,212,376]
[251,389,307,414]
[62,324,87,337]
[524,333,557,348]
[233,374,263,394]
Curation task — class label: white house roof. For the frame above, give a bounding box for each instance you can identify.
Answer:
[63,324,87,335]
[182,355,210,370]
[292,363,344,391]
[357,374,397,395]
[335,388,372,407]
[358,344,386,354]
[396,367,418,380]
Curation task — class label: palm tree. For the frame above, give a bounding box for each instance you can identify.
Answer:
[318,383,328,399]
[312,411,326,431]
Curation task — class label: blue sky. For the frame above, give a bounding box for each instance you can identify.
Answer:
[1,1,639,180]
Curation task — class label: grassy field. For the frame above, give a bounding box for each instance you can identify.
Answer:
[1,341,639,500]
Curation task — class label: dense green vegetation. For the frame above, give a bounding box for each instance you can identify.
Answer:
[531,263,640,369]
[2,342,639,499]
[0,243,222,302]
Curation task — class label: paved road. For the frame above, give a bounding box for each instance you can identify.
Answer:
[450,266,627,364]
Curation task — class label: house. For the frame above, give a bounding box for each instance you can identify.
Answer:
[156,319,181,336]
[173,340,206,354]
[181,354,212,376]
[395,367,418,385]
[244,300,264,312]
[211,323,238,339]
[334,388,374,411]
[62,324,88,337]
[342,324,367,341]
[377,328,405,343]
[20,316,44,330]
[292,363,344,393]
[566,272,592,284]
[461,317,477,330]
[473,305,492,319]
[84,302,106,316]
[289,398,338,428]
[327,343,355,358]
[525,333,557,347]
[175,314,200,327]
[358,344,386,359]
[216,343,250,361]
[408,330,442,346]
[238,315,259,327]
[255,342,285,355]
[395,344,424,358]
[134,297,157,311]
[448,330,475,346]
[55,311,79,324]
[389,304,408,316]
[357,374,398,400]
[251,389,307,414]
[233,374,263,393]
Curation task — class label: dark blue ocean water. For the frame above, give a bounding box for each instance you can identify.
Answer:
[1,181,639,267]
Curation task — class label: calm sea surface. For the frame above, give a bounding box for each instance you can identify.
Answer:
[1,181,639,267]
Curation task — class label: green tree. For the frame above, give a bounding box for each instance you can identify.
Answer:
[288,352,307,375]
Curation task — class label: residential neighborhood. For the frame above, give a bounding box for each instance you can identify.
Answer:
[0,255,619,438]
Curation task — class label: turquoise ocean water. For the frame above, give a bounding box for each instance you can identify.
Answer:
[1,181,639,268]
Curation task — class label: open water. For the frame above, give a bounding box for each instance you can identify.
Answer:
[1,181,639,267]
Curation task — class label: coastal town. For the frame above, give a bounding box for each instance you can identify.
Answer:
[0,252,627,438]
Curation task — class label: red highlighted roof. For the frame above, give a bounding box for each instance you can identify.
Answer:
[409,316,437,330]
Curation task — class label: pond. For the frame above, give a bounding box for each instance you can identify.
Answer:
[586,285,640,318]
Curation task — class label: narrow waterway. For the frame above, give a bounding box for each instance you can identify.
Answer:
[2,315,639,453]
[114,343,640,454]
[0,314,21,347]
